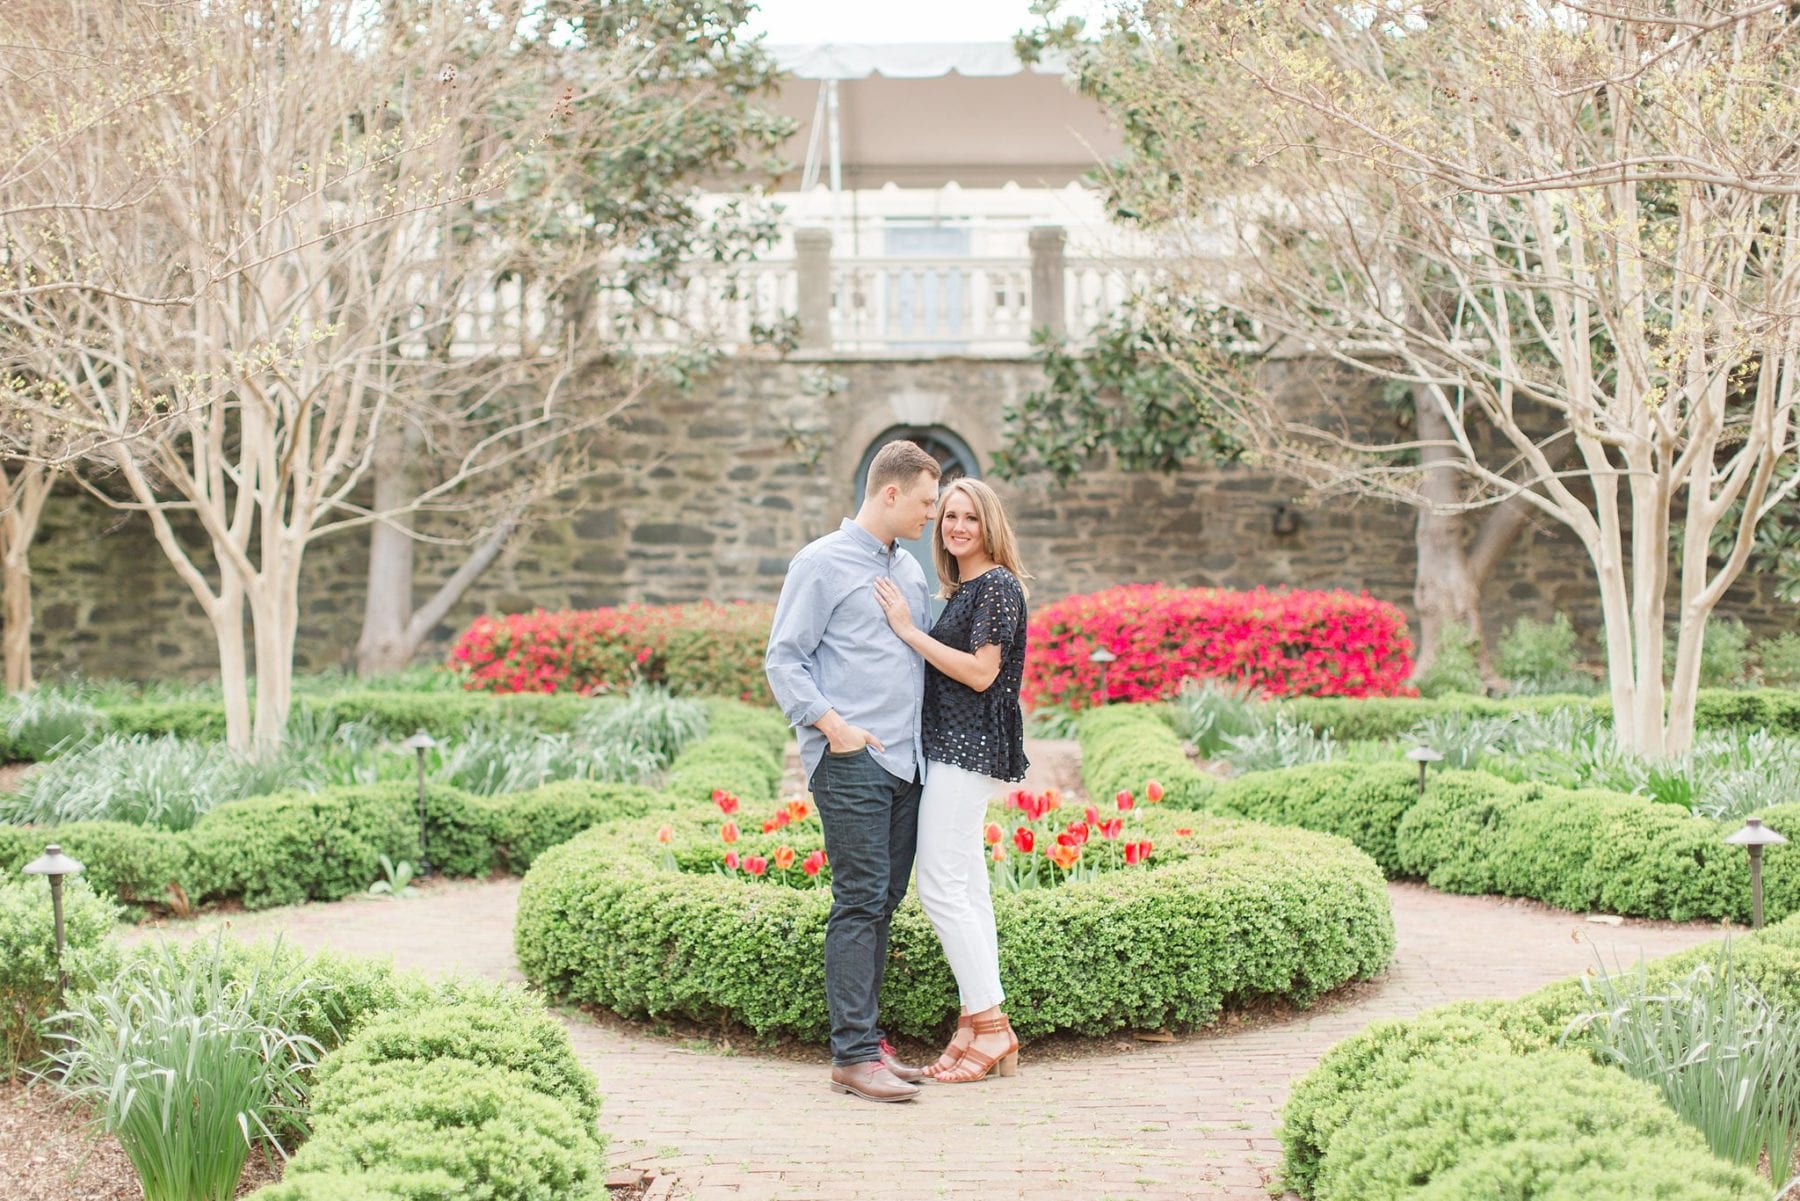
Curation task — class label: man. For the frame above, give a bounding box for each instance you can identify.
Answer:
[765,439,941,1102]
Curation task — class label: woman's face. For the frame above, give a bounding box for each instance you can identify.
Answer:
[939,491,986,562]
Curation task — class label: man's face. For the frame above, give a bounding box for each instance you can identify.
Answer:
[892,470,939,541]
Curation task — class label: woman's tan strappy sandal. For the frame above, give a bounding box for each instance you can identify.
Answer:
[932,1012,1018,1084]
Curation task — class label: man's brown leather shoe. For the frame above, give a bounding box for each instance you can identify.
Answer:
[829,1061,921,1102]
[879,1039,928,1083]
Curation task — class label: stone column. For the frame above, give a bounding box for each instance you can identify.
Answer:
[794,228,834,350]
[1029,225,1067,338]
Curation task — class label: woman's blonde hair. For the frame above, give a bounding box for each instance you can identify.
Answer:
[933,478,1033,600]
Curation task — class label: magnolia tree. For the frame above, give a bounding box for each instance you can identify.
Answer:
[0,0,783,749]
[1045,0,1800,755]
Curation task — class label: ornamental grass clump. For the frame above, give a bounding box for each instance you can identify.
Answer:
[0,688,103,761]
[1563,951,1800,1180]
[44,934,324,1201]
[1169,678,1267,757]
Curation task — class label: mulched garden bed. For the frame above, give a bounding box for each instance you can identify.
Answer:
[0,1078,281,1201]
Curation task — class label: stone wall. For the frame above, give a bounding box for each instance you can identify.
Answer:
[18,353,1797,681]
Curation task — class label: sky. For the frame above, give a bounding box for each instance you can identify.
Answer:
[744,0,1103,45]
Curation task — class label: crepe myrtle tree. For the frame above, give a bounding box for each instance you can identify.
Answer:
[0,0,787,749]
[1024,0,1800,755]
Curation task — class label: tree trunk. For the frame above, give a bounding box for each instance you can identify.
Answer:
[355,421,525,676]
[0,464,54,693]
[355,422,418,676]
[249,550,304,757]
[2,553,31,693]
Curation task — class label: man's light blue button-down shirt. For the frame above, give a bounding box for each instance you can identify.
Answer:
[764,518,930,784]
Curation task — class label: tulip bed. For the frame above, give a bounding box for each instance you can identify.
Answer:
[514,798,1396,1042]
[1279,915,1800,1199]
[1078,704,1800,924]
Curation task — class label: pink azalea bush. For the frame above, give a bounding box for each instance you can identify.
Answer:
[1023,584,1415,710]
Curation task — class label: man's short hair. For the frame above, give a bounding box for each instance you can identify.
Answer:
[865,440,942,497]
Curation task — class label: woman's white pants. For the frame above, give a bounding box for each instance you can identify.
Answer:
[916,758,1006,1012]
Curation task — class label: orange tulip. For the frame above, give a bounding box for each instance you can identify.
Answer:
[1050,843,1081,870]
[1146,780,1165,804]
[990,845,1006,863]
[786,799,810,822]
[720,822,739,844]
[774,846,796,871]
[984,822,1003,845]
[656,824,673,844]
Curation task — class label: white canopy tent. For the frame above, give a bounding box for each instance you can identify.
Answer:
[763,42,1123,190]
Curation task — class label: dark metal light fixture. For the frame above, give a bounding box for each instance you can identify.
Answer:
[401,729,440,878]
[1089,647,1117,706]
[1272,504,1301,537]
[1724,817,1788,929]
[22,843,85,1006]
[1405,745,1444,795]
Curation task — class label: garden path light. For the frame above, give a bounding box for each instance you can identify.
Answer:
[1089,646,1116,706]
[1723,817,1787,929]
[22,842,84,1006]
[1405,745,1443,796]
[401,729,439,878]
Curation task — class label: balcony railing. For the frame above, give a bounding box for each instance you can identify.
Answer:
[449,225,1154,358]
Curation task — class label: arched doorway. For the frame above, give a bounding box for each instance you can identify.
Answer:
[853,427,980,616]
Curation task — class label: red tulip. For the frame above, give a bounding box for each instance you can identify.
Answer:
[1066,821,1090,845]
[720,822,739,844]
[714,791,739,816]
[802,850,826,877]
[656,824,673,844]
[1084,804,1100,826]
[1124,842,1143,866]
[1116,790,1136,812]
[774,846,796,871]
[984,822,1003,845]
[1175,828,1194,837]
[724,851,740,870]
[761,819,779,834]
[1146,779,1165,803]
[1013,827,1035,854]
[1098,818,1123,841]
[744,855,768,877]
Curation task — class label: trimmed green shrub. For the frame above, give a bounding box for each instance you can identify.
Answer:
[0,875,120,1070]
[311,1001,600,1129]
[698,697,791,757]
[1208,762,1418,874]
[187,783,482,909]
[661,734,783,805]
[280,1058,606,1201]
[476,781,668,873]
[0,821,190,910]
[1283,914,1800,1198]
[1280,1001,1524,1196]
[1315,1049,1764,1200]
[1274,692,1596,741]
[515,807,1395,1041]
[1077,706,1215,809]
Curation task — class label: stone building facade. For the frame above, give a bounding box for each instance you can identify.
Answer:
[21,352,1797,681]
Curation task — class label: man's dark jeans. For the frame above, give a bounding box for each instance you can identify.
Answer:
[808,747,922,1067]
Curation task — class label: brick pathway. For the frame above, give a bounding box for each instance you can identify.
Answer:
[132,742,1734,1201]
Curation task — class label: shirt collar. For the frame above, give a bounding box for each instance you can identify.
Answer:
[840,517,894,557]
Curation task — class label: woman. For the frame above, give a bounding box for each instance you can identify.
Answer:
[873,477,1031,1083]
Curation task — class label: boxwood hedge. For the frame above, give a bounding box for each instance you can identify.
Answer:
[1081,705,1800,924]
[1280,915,1800,1198]
[0,703,786,914]
[143,941,612,1201]
[514,805,1395,1041]
[1270,687,1800,742]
